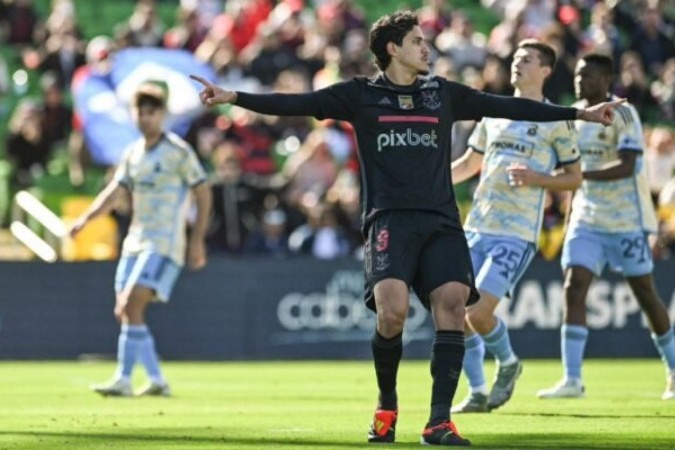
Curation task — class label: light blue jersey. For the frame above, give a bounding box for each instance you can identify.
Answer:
[569,98,657,234]
[465,114,579,244]
[114,132,207,266]
[563,98,657,277]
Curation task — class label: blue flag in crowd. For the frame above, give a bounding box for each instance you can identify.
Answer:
[73,48,216,165]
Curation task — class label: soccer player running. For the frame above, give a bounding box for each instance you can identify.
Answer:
[191,11,624,446]
[69,82,212,397]
[450,40,582,413]
[537,53,675,401]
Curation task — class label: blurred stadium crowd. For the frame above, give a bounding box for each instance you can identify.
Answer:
[0,0,673,261]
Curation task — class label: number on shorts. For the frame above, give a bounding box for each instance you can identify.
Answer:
[492,246,521,279]
[620,236,647,263]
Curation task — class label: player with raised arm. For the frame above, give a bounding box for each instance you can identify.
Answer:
[450,40,582,413]
[191,11,624,446]
[70,82,212,397]
[537,53,675,401]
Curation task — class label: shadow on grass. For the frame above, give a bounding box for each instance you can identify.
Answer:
[1,430,674,449]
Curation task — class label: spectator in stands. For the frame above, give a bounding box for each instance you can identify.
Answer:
[614,51,659,120]
[325,166,362,256]
[207,142,276,253]
[244,23,303,87]
[68,35,115,186]
[226,107,281,176]
[125,1,165,48]
[629,3,675,76]
[418,0,452,42]
[482,55,512,96]
[1,0,39,46]
[540,26,574,104]
[39,71,72,152]
[21,1,86,89]
[282,128,338,218]
[209,0,272,55]
[646,126,675,204]
[435,11,487,72]
[585,2,622,64]
[316,0,367,46]
[163,5,206,53]
[244,207,290,257]
[652,58,675,121]
[6,99,50,188]
[288,202,351,259]
[487,8,531,61]
[268,68,314,157]
[0,54,8,95]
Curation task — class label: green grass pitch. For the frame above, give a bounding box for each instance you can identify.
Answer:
[0,360,673,449]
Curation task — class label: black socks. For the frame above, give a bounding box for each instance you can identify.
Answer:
[428,330,465,426]
[372,330,403,410]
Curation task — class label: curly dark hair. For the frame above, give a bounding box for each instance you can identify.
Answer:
[368,11,418,71]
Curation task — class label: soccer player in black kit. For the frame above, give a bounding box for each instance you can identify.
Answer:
[192,10,624,447]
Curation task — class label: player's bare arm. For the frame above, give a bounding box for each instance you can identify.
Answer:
[187,181,212,270]
[450,148,483,184]
[69,181,125,237]
[582,151,637,181]
[507,161,582,190]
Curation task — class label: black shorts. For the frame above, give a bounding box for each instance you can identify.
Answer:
[363,210,480,311]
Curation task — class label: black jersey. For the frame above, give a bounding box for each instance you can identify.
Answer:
[235,74,577,229]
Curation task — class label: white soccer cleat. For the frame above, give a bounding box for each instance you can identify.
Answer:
[136,381,171,397]
[537,378,585,399]
[663,375,675,400]
[91,378,132,397]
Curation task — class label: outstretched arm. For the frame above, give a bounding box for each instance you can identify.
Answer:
[190,75,355,120]
[69,181,125,237]
[455,85,625,126]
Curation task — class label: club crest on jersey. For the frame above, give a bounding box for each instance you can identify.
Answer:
[398,95,414,110]
[527,124,538,136]
[421,90,441,110]
[598,130,607,140]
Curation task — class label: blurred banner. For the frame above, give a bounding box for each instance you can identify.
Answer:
[72,48,216,166]
[0,257,674,360]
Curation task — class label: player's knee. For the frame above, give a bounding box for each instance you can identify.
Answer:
[377,307,406,333]
[564,273,589,307]
[465,307,492,334]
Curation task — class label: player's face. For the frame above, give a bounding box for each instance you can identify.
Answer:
[510,48,548,89]
[134,104,165,136]
[574,59,607,101]
[396,26,431,75]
